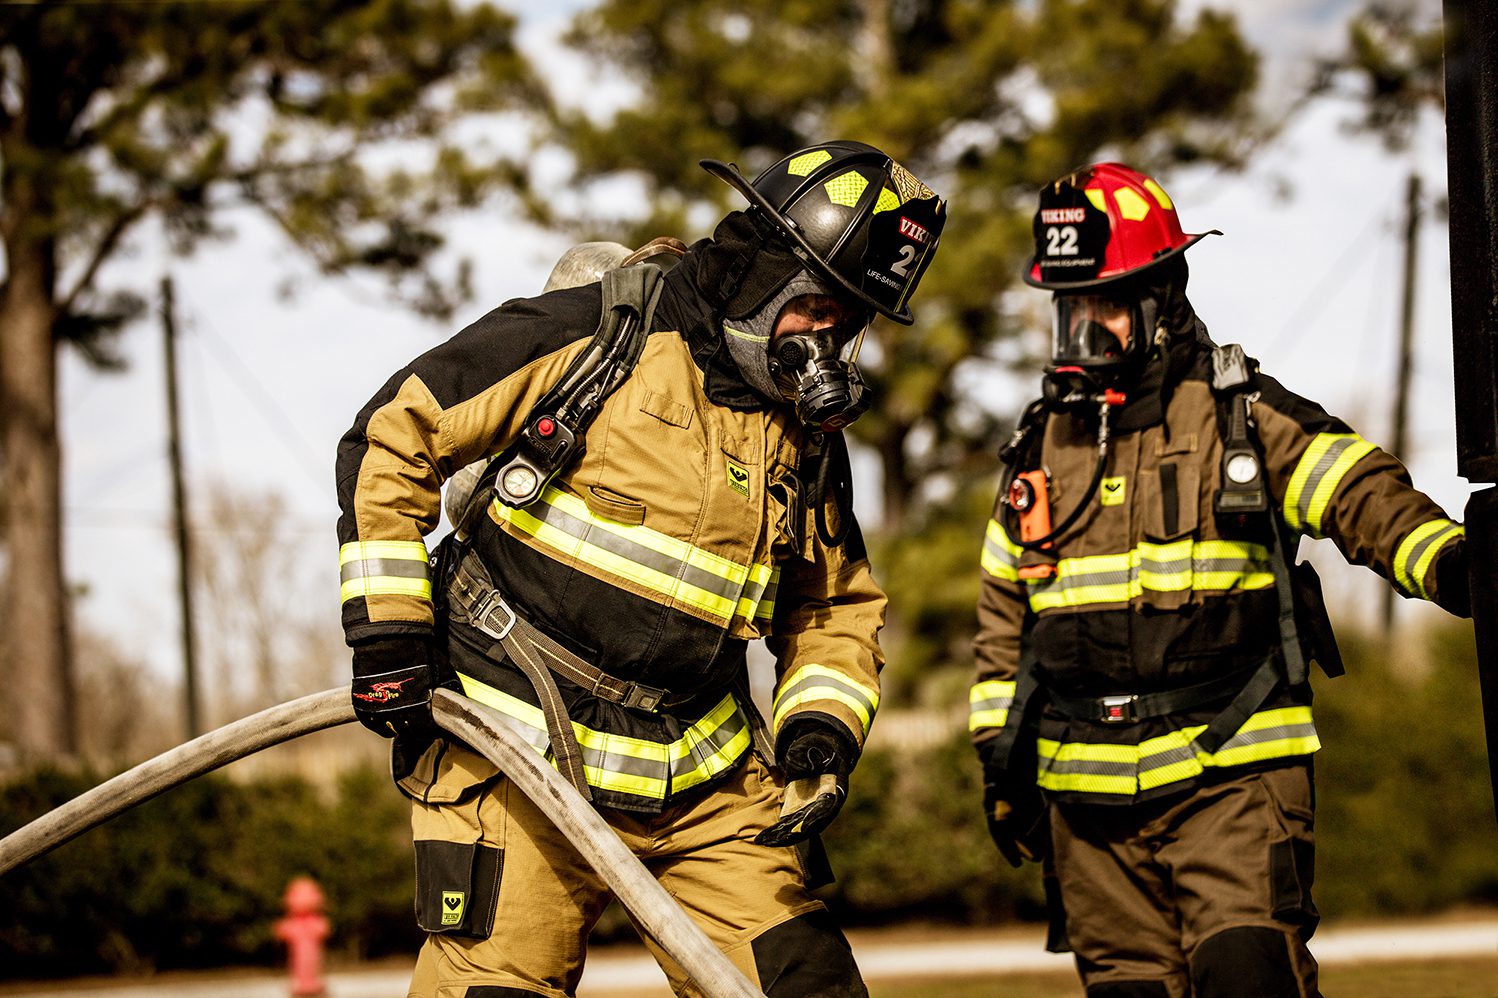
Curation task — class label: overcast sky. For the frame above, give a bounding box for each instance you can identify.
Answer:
[57,0,1461,691]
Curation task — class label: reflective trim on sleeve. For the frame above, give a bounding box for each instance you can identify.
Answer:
[981,519,1023,582]
[968,679,1017,732]
[1036,706,1319,798]
[772,663,880,737]
[455,674,752,803]
[1283,433,1378,537]
[339,541,432,604]
[1393,518,1464,600]
[1026,540,1273,612]
[493,486,775,625]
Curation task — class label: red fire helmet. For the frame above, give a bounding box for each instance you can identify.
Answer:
[1024,162,1219,290]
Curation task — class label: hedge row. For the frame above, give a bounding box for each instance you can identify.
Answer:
[3,620,1495,978]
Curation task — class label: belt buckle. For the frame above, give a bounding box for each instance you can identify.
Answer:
[471,591,517,641]
[622,683,666,712]
[1099,694,1138,724]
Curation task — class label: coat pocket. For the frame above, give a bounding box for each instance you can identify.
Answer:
[584,484,647,525]
[1138,462,1200,611]
[1140,462,1200,542]
[405,741,507,939]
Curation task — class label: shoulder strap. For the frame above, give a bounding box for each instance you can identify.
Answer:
[454,263,662,533]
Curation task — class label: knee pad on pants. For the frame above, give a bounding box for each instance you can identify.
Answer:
[1190,925,1300,998]
[1085,981,1171,997]
[750,908,866,997]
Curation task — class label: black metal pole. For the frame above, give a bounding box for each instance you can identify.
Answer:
[1442,0,1498,820]
[1382,172,1423,638]
[161,275,200,738]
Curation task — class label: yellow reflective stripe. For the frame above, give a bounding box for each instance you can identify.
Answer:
[981,519,1023,581]
[338,540,433,603]
[968,679,1016,732]
[671,695,754,793]
[498,497,738,620]
[1037,706,1318,796]
[495,486,772,624]
[456,674,750,801]
[340,576,433,602]
[772,663,879,736]
[739,564,780,621]
[1393,519,1464,600]
[339,540,429,565]
[1029,541,1275,611]
[1284,433,1377,536]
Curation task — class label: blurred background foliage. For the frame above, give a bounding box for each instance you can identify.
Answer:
[3,617,1493,978]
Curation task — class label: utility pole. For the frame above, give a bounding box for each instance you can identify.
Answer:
[1381,172,1422,638]
[1442,0,1498,821]
[161,276,200,738]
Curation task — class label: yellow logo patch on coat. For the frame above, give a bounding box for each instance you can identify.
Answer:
[1100,477,1126,506]
[441,891,466,926]
[726,458,751,498]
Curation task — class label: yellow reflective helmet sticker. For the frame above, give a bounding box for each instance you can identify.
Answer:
[788,150,833,176]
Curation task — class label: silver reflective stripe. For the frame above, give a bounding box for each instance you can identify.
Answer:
[340,558,430,584]
[527,496,746,604]
[1038,756,1136,779]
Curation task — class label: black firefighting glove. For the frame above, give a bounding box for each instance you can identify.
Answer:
[755,719,856,847]
[350,636,440,741]
[1433,547,1472,619]
[981,745,1050,868]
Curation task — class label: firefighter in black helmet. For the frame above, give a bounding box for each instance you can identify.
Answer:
[970,163,1470,998]
[337,139,944,996]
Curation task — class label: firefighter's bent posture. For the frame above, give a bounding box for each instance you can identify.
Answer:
[337,141,945,997]
[970,163,1470,998]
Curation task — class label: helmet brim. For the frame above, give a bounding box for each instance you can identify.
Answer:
[702,158,915,325]
[1023,230,1221,291]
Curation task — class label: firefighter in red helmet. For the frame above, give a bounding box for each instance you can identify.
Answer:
[970,162,1470,997]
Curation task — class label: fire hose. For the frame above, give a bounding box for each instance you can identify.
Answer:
[0,686,764,998]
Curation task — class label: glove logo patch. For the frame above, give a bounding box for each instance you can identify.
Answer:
[726,458,751,498]
[441,890,466,926]
[353,679,412,702]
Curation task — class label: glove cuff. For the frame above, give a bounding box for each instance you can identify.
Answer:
[775,717,856,780]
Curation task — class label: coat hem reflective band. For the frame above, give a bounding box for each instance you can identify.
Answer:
[1024,539,1274,611]
[969,679,1016,731]
[981,520,1022,582]
[1393,518,1463,600]
[772,663,879,737]
[1035,706,1319,797]
[455,673,752,802]
[1283,433,1377,537]
[492,486,778,624]
[339,540,432,604]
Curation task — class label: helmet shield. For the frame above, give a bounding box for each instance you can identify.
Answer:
[1051,293,1137,369]
[702,141,946,325]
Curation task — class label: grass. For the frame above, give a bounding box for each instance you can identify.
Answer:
[868,954,1498,997]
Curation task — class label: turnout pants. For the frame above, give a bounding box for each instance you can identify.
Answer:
[401,741,865,998]
[1051,763,1320,998]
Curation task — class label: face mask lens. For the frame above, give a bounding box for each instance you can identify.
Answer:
[1053,295,1133,365]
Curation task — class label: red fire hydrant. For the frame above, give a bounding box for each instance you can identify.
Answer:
[273,876,331,997]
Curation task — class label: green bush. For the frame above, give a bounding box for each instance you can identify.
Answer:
[0,765,415,979]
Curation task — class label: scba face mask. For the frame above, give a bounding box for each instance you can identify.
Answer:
[1043,290,1155,405]
[768,314,870,431]
[724,270,871,430]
